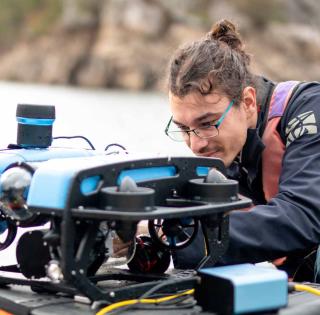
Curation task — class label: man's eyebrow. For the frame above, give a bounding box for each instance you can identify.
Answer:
[172,112,220,126]
[194,112,220,123]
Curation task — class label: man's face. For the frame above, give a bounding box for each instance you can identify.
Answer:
[169,90,257,167]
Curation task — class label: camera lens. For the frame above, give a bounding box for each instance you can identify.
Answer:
[0,165,33,222]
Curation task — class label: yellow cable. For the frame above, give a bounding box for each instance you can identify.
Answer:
[294,284,320,296]
[96,289,194,315]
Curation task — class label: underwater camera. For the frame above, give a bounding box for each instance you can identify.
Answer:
[0,104,252,304]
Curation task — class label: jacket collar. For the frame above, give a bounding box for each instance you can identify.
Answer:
[227,77,275,189]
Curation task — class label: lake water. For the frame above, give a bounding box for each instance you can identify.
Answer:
[0,81,192,155]
[0,81,192,266]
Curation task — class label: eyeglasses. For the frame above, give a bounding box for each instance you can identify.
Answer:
[165,99,235,142]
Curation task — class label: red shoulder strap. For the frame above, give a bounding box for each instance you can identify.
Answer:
[262,81,300,202]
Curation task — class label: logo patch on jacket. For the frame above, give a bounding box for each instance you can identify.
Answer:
[285,111,317,147]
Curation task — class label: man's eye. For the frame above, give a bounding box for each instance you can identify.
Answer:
[200,121,214,129]
[177,125,189,131]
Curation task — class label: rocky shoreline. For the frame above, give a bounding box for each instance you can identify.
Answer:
[0,0,319,91]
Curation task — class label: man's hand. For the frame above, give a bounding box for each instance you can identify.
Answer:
[112,237,133,258]
[111,221,149,258]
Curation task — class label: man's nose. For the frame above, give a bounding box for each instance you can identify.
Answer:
[188,132,209,154]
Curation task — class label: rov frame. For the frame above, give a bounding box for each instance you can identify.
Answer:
[0,155,251,305]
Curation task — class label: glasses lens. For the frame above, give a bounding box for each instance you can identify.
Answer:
[167,131,187,142]
[166,121,189,142]
[194,125,219,139]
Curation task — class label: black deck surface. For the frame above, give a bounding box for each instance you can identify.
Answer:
[0,283,320,315]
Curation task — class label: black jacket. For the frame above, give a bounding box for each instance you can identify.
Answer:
[173,78,320,280]
[222,79,320,279]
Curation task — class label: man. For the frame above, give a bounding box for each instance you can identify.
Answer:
[165,20,320,280]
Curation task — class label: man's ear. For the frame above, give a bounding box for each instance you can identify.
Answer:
[242,86,257,123]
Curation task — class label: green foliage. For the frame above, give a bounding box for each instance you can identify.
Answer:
[0,0,62,48]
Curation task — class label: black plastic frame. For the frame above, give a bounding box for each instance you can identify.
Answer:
[0,156,252,304]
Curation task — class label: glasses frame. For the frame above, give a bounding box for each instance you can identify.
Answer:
[165,99,235,142]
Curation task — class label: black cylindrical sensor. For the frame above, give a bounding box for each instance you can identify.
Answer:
[16,104,55,148]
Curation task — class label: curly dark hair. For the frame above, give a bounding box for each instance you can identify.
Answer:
[168,19,255,105]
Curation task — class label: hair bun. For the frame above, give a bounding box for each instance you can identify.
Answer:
[208,19,243,51]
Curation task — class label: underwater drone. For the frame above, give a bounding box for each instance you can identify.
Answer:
[0,104,251,304]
